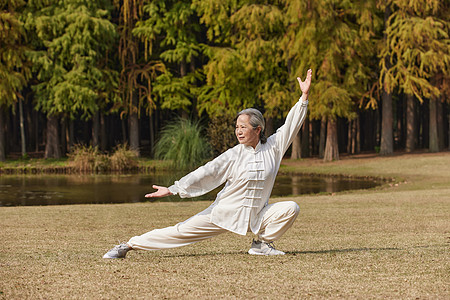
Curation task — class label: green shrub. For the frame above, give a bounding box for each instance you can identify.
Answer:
[206,114,237,155]
[154,118,212,169]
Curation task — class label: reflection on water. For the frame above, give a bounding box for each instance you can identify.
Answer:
[0,173,382,206]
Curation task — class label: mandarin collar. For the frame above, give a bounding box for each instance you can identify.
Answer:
[243,141,261,153]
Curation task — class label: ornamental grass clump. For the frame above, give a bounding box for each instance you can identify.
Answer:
[155,118,212,169]
[68,145,109,173]
[110,144,139,171]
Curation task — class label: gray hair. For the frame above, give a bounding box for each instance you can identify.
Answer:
[236,108,267,144]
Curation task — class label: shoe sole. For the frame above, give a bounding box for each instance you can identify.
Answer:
[248,249,285,256]
[102,254,126,259]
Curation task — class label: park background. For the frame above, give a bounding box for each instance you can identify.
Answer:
[1,1,449,298]
[1,0,449,163]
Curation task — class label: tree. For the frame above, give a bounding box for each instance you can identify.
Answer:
[0,0,30,161]
[134,0,203,120]
[26,0,118,158]
[284,0,377,161]
[115,0,165,155]
[195,0,290,137]
[380,0,450,153]
[379,4,394,155]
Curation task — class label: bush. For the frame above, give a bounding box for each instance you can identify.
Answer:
[110,144,139,171]
[68,144,138,173]
[68,145,109,173]
[206,114,237,155]
[154,118,212,169]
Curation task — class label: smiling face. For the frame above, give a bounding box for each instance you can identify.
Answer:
[235,114,261,148]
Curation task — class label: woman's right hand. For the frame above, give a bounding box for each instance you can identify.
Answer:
[145,185,173,198]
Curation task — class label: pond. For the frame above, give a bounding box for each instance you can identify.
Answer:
[0,172,383,207]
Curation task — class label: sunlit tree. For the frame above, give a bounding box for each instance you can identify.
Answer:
[25,0,118,158]
[380,0,450,152]
[0,0,30,160]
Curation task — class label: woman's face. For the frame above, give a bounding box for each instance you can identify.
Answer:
[235,114,261,148]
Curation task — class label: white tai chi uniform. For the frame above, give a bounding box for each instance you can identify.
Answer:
[128,96,309,251]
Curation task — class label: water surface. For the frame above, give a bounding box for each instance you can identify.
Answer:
[0,173,382,206]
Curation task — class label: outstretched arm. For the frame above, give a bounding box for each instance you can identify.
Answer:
[145,185,173,198]
[272,69,312,155]
[297,69,312,101]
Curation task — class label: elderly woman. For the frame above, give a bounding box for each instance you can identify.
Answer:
[103,69,312,258]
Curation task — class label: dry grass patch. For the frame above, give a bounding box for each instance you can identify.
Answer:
[1,152,449,299]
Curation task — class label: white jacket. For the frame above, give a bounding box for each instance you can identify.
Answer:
[169,96,308,235]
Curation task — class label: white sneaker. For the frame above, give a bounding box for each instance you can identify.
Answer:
[248,240,285,256]
[103,243,131,259]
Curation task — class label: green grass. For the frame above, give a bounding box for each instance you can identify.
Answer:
[0,152,449,299]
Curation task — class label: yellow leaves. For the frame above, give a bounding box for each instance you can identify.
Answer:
[380,2,449,101]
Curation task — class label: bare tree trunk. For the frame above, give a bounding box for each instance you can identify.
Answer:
[60,118,67,155]
[121,118,127,144]
[92,110,100,148]
[324,118,339,162]
[290,132,301,159]
[347,120,352,154]
[69,120,74,151]
[129,94,140,156]
[356,115,361,153]
[380,89,393,155]
[100,114,107,151]
[319,117,326,158]
[45,115,61,158]
[18,98,26,157]
[437,99,444,150]
[405,94,416,152]
[429,99,439,152]
[266,117,274,137]
[0,108,5,161]
[149,113,155,156]
[34,110,39,152]
[301,118,309,157]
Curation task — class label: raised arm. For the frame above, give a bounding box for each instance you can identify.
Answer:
[273,69,312,155]
[297,69,312,101]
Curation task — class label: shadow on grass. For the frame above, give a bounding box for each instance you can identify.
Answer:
[136,244,446,259]
[286,247,401,255]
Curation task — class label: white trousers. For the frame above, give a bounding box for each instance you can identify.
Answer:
[128,201,299,251]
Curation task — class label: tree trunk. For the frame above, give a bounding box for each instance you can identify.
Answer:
[319,117,326,158]
[121,118,127,144]
[60,118,67,155]
[429,99,439,152]
[69,120,74,151]
[301,118,309,157]
[129,94,140,156]
[100,113,107,151]
[290,132,301,159]
[149,113,155,156]
[405,94,416,152]
[380,89,393,155]
[92,110,100,148]
[266,117,274,137]
[437,99,444,150]
[0,108,5,161]
[356,115,361,153]
[18,98,26,157]
[347,120,352,154]
[45,115,61,158]
[323,118,339,162]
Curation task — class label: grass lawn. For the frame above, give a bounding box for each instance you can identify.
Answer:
[0,152,449,299]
